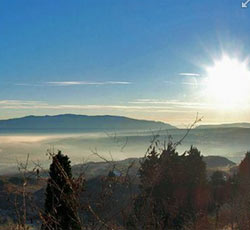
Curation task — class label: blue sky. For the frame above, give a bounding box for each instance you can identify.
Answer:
[1,0,250,125]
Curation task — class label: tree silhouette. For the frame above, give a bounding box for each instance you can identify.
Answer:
[41,151,81,230]
[130,143,209,230]
[210,171,226,229]
[235,152,250,229]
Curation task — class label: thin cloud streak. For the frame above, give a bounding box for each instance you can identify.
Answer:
[0,100,196,113]
[181,81,205,86]
[164,80,204,86]
[46,81,131,86]
[14,81,132,87]
[0,100,45,105]
[130,99,214,110]
[0,99,220,114]
[179,73,201,77]
[15,83,42,87]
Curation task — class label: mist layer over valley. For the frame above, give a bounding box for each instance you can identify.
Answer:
[0,126,249,174]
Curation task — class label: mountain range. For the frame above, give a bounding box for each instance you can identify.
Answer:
[0,114,176,131]
[1,114,250,131]
[197,123,250,129]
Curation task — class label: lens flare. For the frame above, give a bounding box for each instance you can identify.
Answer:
[204,55,250,109]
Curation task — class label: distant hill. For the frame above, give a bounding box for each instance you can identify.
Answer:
[197,123,250,129]
[72,156,236,179]
[0,114,176,131]
[203,156,236,168]
[4,156,237,180]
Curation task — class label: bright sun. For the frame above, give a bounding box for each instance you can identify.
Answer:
[204,55,250,109]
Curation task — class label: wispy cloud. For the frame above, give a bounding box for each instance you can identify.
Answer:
[14,81,131,87]
[0,100,194,113]
[181,81,205,86]
[45,81,131,86]
[179,73,201,77]
[164,80,203,86]
[0,99,217,112]
[0,100,45,105]
[15,83,42,87]
[1,97,225,115]
[129,99,213,110]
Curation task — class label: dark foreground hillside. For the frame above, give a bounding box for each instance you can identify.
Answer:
[0,152,237,229]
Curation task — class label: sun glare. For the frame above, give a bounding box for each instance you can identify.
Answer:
[204,55,250,109]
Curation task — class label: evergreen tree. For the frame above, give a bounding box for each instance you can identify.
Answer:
[185,146,208,213]
[236,152,250,229]
[131,143,209,230]
[139,147,159,191]
[42,151,81,230]
[239,152,250,184]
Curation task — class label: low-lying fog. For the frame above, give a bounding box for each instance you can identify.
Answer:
[0,128,249,174]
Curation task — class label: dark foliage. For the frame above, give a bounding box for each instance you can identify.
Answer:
[41,151,81,230]
[128,144,209,229]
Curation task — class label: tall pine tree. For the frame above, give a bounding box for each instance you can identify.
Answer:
[42,151,81,230]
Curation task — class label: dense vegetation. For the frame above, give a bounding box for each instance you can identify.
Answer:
[1,139,250,229]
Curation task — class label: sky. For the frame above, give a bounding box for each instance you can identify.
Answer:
[1,0,250,126]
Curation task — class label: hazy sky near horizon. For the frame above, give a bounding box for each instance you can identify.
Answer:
[1,0,250,126]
